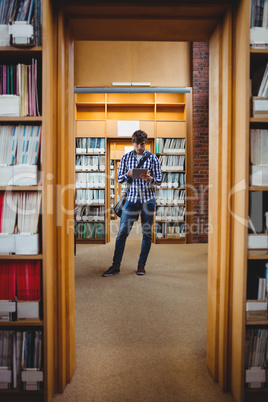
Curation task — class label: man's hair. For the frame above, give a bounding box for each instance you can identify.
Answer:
[132,130,147,144]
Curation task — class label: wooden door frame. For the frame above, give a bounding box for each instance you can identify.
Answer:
[54,2,249,401]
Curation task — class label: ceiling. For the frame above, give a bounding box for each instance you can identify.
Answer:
[56,0,236,42]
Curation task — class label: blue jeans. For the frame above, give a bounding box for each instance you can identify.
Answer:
[112,198,155,268]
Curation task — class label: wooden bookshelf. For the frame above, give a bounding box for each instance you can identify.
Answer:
[244,1,268,397]
[75,92,188,244]
[0,1,58,400]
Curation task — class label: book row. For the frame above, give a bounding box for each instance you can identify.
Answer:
[155,222,185,238]
[75,155,106,171]
[245,329,268,369]
[160,173,186,188]
[155,138,185,154]
[251,0,268,28]
[257,62,268,97]
[76,137,105,154]
[0,260,41,301]
[75,206,105,222]
[0,60,40,116]
[157,155,185,171]
[247,261,268,300]
[250,129,268,166]
[0,192,41,234]
[75,172,106,188]
[0,125,41,165]
[75,222,105,239]
[0,330,43,390]
[156,189,185,205]
[155,206,185,221]
[0,0,42,46]
[75,189,105,205]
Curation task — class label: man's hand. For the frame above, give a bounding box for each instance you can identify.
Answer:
[140,170,152,182]
[127,169,133,177]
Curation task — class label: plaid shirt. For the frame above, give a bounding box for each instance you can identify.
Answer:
[118,150,162,203]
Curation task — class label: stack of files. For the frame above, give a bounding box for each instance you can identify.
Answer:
[156,189,185,205]
[250,128,268,185]
[0,260,41,321]
[246,300,267,321]
[0,125,41,186]
[88,137,105,153]
[16,261,41,320]
[0,262,16,321]
[0,330,13,389]
[250,0,268,48]
[163,138,185,154]
[75,155,101,171]
[0,329,43,390]
[250,0,268,28]
[75,206,105,222]
[160,173,185,188]
[155,206,185,221]
[167,222,185,237]
[76,222,105,239]
[245,328,268,388]
[257,63,268,96]
[0,192,41,255]
[0,60,40,117]
[158,155,185,171]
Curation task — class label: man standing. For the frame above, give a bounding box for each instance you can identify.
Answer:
[102,130,162,277]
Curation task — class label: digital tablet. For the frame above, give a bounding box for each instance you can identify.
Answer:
[132,168,149,180]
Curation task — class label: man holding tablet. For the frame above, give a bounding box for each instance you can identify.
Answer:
[102,130,162,277]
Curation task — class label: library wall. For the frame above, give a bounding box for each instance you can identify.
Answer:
[74,41,191,87]
[192,42,209,243]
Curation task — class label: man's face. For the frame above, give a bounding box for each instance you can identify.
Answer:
[133,141,146,155]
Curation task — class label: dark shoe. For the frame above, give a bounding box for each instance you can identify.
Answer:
[136,264,146,275]
[102,266,120,277]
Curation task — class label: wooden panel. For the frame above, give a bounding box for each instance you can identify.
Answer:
[106,120,118,137]
[107,106,154,120]
[156,106,185,120]
[76,121,105,137]
[132,42,191,87]
[74,41,191,87]
[207,22,221,383]
[70,17,219,42]
[218,9,232,392]
[156,121,186,138]
[76,106,105,120]
[107,93,155,104]
[140,121,155,138]
[74,42,132,86]
[229,0,250,401]
[42,0,57,400]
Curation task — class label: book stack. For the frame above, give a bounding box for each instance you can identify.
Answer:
[250,0,268,48]
[0,61,40,117]
[75,222,105,240]
[76,137,105,154]
[0,125,41,186]
[0,0,42,46]
[155,138,185,154]
[156,222,185,239]
[0,192,41,254]
[245,329,268,388]
[250,129,268,185]
[0,260,41,321]
[0,329,43,390]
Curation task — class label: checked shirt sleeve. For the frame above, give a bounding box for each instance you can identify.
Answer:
[151,154,162,186]
[117,154,129,183]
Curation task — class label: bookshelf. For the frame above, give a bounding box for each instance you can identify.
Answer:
[244,1,268,397]
[75,137,106,243]
[0,1,53,400]
[75,91,188,244]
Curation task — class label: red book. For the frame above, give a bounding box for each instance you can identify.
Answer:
[9,262,16,301]
[0,192,5,233]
